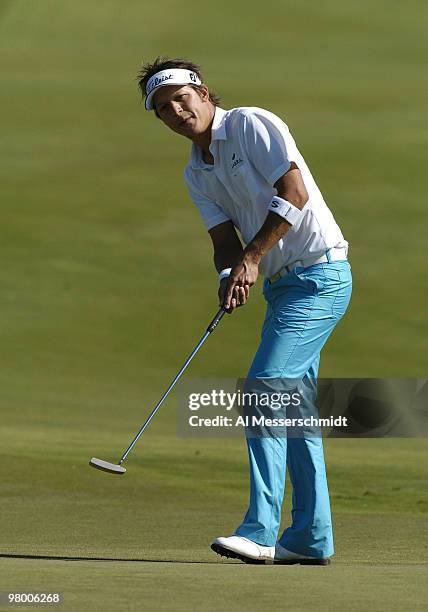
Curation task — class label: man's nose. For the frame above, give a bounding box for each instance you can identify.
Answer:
[170,101,183,116]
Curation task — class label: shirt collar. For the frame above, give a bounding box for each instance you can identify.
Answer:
[189,107,228,169]
[211,106,227,141]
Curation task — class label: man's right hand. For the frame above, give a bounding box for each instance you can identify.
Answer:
[218,277,250,314]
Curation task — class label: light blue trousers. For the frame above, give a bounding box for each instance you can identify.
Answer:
[234,259,352,558]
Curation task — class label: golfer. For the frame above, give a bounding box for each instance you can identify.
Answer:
[138,58,352,565]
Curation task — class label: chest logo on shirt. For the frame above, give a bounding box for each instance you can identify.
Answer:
[231,152,244,171]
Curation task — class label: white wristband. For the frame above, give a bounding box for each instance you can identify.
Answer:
[268,196,303,226]
[219,268,232,283]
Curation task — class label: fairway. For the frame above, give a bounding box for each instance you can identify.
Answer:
[1,423,427,610]
[1,559,427,612]
[1,0,427,610]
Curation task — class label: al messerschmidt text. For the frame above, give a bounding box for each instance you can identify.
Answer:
[188,415,348,428]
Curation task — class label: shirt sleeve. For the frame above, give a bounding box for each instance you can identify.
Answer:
[184,169,230,231]
[241,109,294,186]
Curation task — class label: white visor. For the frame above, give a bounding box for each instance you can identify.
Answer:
[144,68,202,110]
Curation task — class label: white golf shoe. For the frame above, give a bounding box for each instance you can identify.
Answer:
[211,535,275,564]
[274,543,331,565]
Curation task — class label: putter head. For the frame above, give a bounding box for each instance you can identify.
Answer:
[89,457,126,475]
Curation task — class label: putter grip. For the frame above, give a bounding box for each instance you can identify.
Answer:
[207,308,226,333]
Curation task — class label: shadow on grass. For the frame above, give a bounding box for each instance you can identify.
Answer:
[0,552,221,564]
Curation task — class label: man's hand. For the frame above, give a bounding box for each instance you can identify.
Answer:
[220,254,259,313]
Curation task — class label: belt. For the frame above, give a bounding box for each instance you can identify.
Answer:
[268,247,348,284]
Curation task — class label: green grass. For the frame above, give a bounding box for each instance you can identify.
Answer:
[1,0,427,610]
[1,412,428,610]
[2,561,427,612]
[1,0,427,380]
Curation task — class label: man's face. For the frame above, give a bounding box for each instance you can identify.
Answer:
[153,84,213,138]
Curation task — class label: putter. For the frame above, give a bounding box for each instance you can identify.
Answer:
[89,307,226,474]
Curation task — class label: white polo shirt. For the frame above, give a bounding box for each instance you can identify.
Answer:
[184,106,348,278]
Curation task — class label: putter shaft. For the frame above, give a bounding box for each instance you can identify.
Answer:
[119,308,226,464]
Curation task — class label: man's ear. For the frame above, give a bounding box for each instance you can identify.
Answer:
[200,84,210,101]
